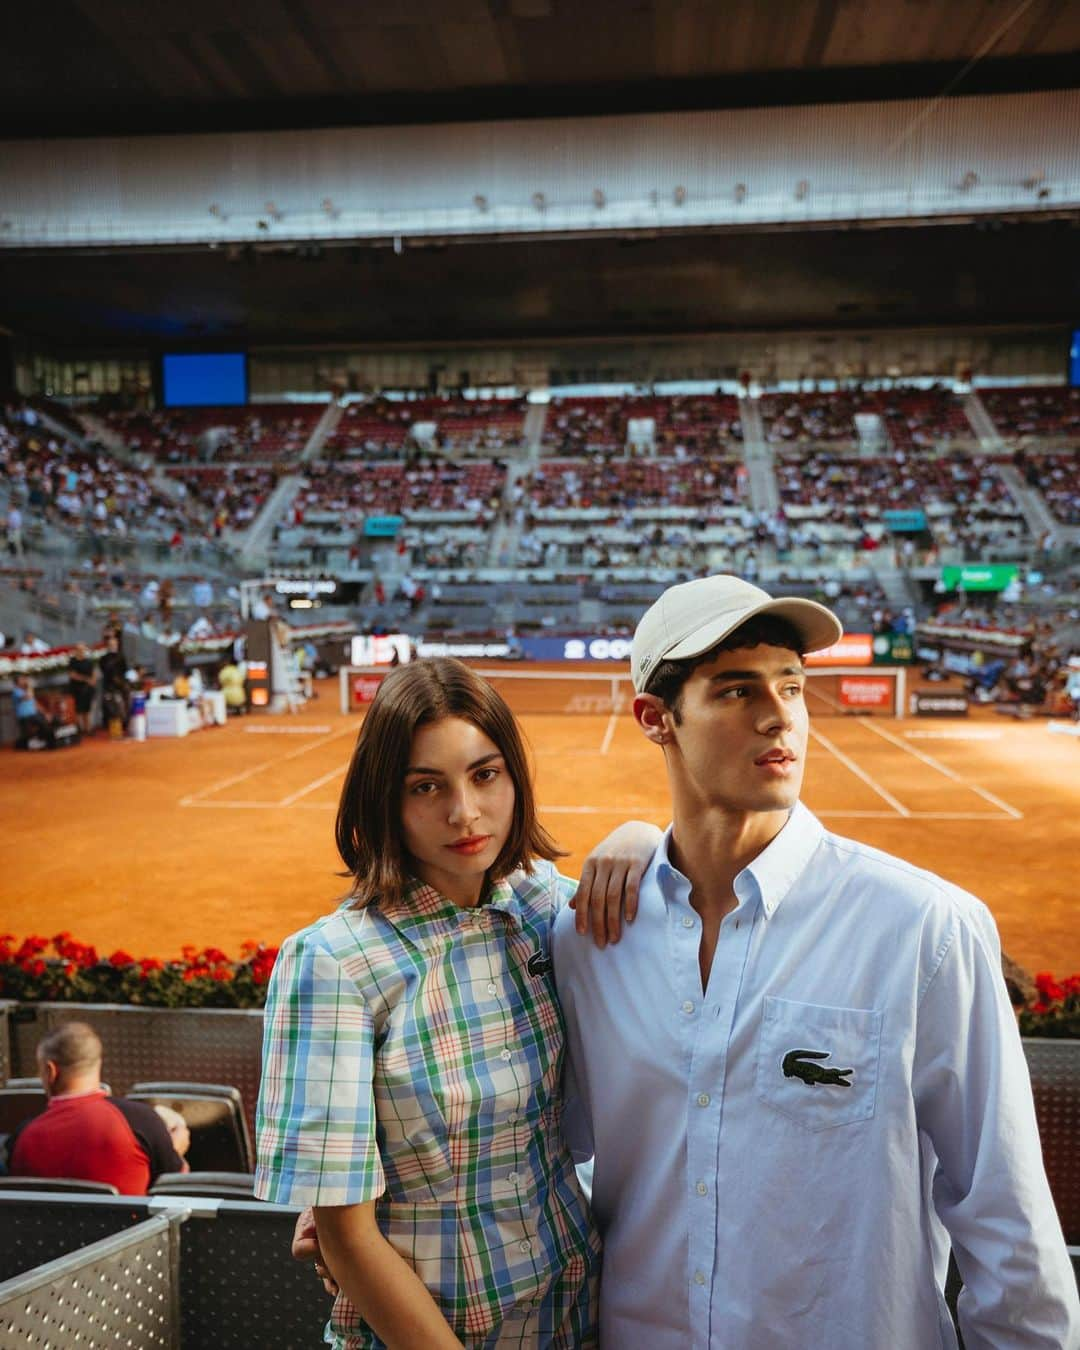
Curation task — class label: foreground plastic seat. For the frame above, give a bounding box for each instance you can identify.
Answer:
[0,1176,120,1194]
[0,1088,47,1136]
[149,1171,256,1199]
[128,1082,252,1173]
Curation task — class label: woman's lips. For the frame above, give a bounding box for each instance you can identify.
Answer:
[447,836,491,856]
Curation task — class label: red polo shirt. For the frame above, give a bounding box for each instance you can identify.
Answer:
[10,1089,183,1195]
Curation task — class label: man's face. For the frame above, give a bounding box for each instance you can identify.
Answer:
[638,643,809,816]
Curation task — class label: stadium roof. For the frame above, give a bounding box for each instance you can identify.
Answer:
[6,0,1080,139]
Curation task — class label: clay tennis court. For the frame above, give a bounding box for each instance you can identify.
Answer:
[4,669,1078,975]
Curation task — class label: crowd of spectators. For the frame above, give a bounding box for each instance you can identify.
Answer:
[1013,450,1080,526]
[540,393,743,457]
[522,455,746,512]
[323,396,525,461]
[1,404,210,549]
[164,466,279,533]
[289,457,506,524]
[100,404,321,464]
[981,385,1080,443]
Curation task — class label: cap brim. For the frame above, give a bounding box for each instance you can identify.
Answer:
[663,597,843,662]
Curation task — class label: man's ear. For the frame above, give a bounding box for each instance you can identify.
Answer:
[633,693,673,746]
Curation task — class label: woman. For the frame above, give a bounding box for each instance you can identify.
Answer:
[256,658,658,1348]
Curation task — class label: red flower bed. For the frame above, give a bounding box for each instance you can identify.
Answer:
[0,933,279,1009]
[1017,972,1080,1039]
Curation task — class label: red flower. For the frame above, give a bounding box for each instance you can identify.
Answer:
[1034,972,1064,1002]
[211,967,234,982]
[26,958,46,977]
[1030,1001,1050,1015]
[108,950,136,968]
[139,957,164,973]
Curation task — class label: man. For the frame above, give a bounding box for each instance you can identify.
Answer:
[11,675,52,749]
[9,1023,184,1195]
[553,574,1078,1350]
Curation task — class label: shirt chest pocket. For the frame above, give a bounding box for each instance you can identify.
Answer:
[755,996,882,1132]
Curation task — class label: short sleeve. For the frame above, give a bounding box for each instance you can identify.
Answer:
[255,930,385,1207]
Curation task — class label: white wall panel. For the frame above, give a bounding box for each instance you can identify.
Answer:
[1,90,1078,247]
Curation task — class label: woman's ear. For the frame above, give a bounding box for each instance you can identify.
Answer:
[633,693,672,746]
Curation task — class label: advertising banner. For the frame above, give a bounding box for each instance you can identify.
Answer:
[363,515,405,537]
[911,690,969,717]
[839,676,894,710]
[873,632,914,665]
[805,634,874,667]
[882,509,927,532]
[940,564,1018,592]
[349,672,386,709]
[520,636,634,662]
[351,634,412,666]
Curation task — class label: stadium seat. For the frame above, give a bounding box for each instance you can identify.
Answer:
[149,1171,256,1199]
[128,1082,252,1173]
[0,1176,120,1194]
[0,1087,47,1136]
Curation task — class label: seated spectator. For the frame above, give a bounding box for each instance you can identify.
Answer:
[9,1022,184,1195]
[153,1105,191,1169]
[218,659,247,713]
[11,675,52,748]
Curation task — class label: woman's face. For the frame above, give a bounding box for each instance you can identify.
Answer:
[400,715,516,908]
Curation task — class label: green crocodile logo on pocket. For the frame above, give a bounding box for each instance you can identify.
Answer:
[782,1049,853,1087]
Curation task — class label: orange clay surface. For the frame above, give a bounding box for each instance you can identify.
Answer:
[2,673,1077,975]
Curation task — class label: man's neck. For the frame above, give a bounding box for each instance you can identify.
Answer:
[668,805,790,920]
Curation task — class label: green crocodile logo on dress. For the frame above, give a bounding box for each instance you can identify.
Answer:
[782,1049,853,1087]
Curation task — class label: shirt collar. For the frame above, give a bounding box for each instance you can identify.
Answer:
[738,801,824,919]
[648,800,824,921]
[374,874,523,934]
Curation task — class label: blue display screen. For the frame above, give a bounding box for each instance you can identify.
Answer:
[162,353,247,407]
[1071,330,1080,388]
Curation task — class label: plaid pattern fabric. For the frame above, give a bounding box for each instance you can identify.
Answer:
[256,861,600,1349]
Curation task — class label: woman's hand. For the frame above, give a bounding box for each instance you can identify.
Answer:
[569,819,663,948]
[314,1203,463,1348]
[292,1205,339,1296]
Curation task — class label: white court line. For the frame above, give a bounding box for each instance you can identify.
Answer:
[278,764,347,807]
[179,725,356,806]
[244,725,332,735]
[903,729,1002,741]
[599,711,619,756]
[857,718,1024,820]
[808,726,911,818]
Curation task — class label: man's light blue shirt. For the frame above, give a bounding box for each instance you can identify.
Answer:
[553,801,1079,1350]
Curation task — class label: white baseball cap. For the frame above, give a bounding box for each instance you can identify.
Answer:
[631,575,843,693]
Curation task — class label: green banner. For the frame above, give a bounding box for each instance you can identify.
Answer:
[941,565,1018,592]
[872,632,914,665]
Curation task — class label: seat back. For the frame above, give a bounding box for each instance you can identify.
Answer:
[150,1171,256,1199]
[127,1084,251,1173]
[0,1177,120,1195]
[0,1088,47,1136]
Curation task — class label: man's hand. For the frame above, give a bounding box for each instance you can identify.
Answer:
[292,1205,339,1296]
[569,820,662,947]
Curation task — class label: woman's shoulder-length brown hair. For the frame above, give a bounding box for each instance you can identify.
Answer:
[335,657,563,908]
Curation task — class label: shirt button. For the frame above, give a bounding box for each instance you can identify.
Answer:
[696,1093,710,1107]
[518,1239,532,1254]
[693,1270,706,1286]
[500,1049,513,1061]
[487,982,498,996]
[696,1181,708,1196]
[507,1112,519,1124]
[681,1000,695,1014]
[681,915,695,929]
[508,1171,521,1184]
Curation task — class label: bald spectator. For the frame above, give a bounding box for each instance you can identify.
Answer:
[9,1023,183,1195]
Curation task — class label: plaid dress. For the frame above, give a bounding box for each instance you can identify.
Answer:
[255,861,600,1349]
